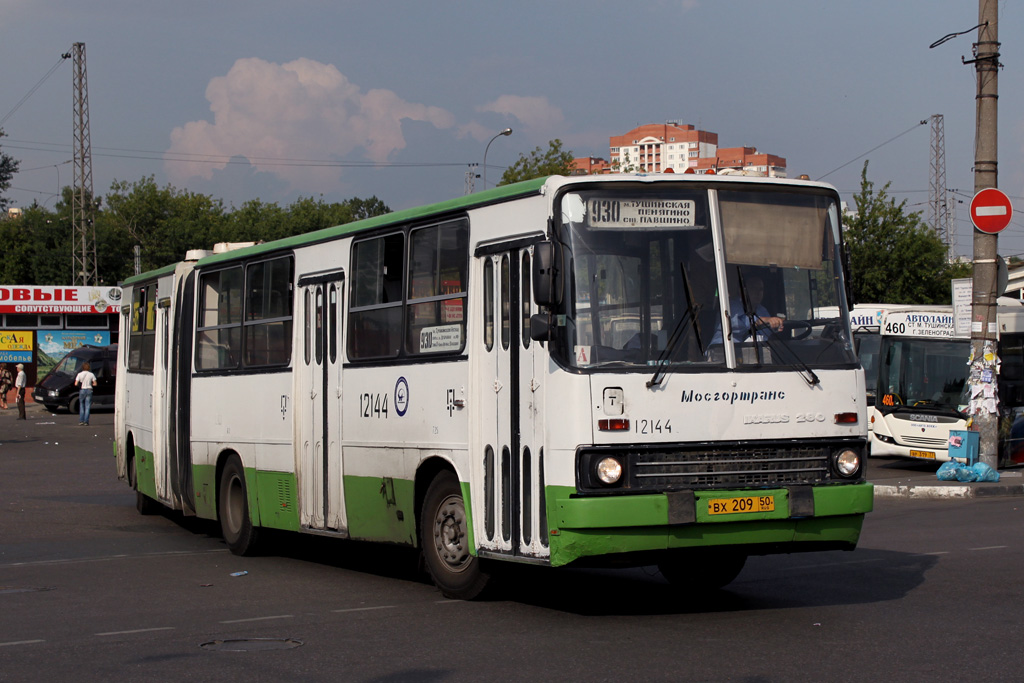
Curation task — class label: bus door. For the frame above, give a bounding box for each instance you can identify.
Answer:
[296,274,347,533]
[477,245,548,560]
[151,289,171,504]
[169,270,196,515]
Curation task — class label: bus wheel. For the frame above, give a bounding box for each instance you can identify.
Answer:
[420,471,490,600]
[128,451,160,516]
[658,551,747,591]
[219,456,260,556]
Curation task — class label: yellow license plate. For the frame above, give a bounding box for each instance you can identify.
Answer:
[707,495,775,515]
[910,450,936,459]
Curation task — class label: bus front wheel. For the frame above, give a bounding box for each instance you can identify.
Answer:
[219,456,260,556]
[658,551,747,591]
[420,470,490,600]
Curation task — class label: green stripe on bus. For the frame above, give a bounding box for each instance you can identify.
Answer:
[133,445,157,500]
[545,483,873,567]
[255,470,298,532]
[193,464,217,519]
[344,475,417,545]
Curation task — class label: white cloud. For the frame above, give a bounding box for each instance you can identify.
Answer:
[166,57,454,192]
[476,95,564,133]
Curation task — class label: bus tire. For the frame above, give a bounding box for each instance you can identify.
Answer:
[420,470,490,600]
[128,450,160,516]
[658,551,747,591]
[219,456,260,556]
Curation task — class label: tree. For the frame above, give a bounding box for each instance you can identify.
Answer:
[0,129,20,211]
[611,150,639,174]
[498,139,574,186]
[845,161,969,304]
[103,176,228,277]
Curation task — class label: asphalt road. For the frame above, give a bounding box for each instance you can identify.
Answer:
[3,404,1024,681]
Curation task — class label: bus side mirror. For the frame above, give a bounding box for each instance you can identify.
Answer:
[533,240,561,307]
[530,313,551,342]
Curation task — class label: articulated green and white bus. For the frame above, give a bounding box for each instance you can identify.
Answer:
[115,174,873,599]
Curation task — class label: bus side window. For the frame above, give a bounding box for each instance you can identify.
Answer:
[349,233,404,360]
[405,220,468,356]
[484,258,494,351]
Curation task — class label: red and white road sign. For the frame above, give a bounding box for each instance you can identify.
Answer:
[970,188,1013,234]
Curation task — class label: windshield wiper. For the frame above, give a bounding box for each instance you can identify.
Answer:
[647,262,702,388]
[734,267,819,387]
[735,268,764,359]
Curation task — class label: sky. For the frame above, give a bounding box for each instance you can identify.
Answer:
[3,0,1024,260]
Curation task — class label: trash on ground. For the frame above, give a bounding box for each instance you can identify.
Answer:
[229,571,248,577]
[936,460,1000,482]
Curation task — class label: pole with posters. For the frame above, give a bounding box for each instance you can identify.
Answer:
[968,1,1001,469]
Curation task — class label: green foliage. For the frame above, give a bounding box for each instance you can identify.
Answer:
[844,161,967,305]
[0,129,19,211]
[611,150,638,174]
[0,175,392,285]
[498,139,574,186]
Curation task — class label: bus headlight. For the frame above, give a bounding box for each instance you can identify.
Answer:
[833,449,861,477]
[596,457,623,485]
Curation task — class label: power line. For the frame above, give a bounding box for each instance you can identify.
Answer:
[0,52,71,129]
[816,120,929,181]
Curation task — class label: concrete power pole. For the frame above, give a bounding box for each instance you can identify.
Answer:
[928,114,953,255]
[971,1,1000,468]
[71,42,96,286]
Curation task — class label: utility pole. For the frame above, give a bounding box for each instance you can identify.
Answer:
[71,42,96,285]
[970,1,1000,468]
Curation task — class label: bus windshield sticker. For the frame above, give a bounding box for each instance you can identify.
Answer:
[419,324,462,353]
[586,198,700,230]
[575,345,592,366]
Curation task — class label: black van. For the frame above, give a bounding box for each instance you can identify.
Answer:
[32,344,118,414]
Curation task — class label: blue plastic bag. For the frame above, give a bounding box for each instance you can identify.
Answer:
[955,466,979,482]
[971,462,1001,482]
[936,460,959,481]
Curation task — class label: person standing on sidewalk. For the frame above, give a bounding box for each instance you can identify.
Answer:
[74,361,97,426]
[14,363,27,420]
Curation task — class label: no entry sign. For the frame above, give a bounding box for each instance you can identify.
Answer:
[970,188,1013,234]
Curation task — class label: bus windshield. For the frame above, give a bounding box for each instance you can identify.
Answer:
[877,337,970,410]
[556,186,856,372]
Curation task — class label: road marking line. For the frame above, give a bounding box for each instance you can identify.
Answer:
[331,606,396,613]
[0,640,45,647]
[219,615,294,624]
[912,551,950,556]
[0,550,223,569]
[95,627,175,636]
[970,545,1008,551]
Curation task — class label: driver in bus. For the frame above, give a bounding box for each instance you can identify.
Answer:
[710,273,785,344]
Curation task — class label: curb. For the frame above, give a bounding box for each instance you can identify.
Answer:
[874,483,1024,499]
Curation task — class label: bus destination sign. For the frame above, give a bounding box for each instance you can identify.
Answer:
[587,198,698,230]
[882,310,963,339]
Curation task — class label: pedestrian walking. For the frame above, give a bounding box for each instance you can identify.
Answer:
[14,363,27,420]
[0,363,12,409]
[74,361,97,426]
